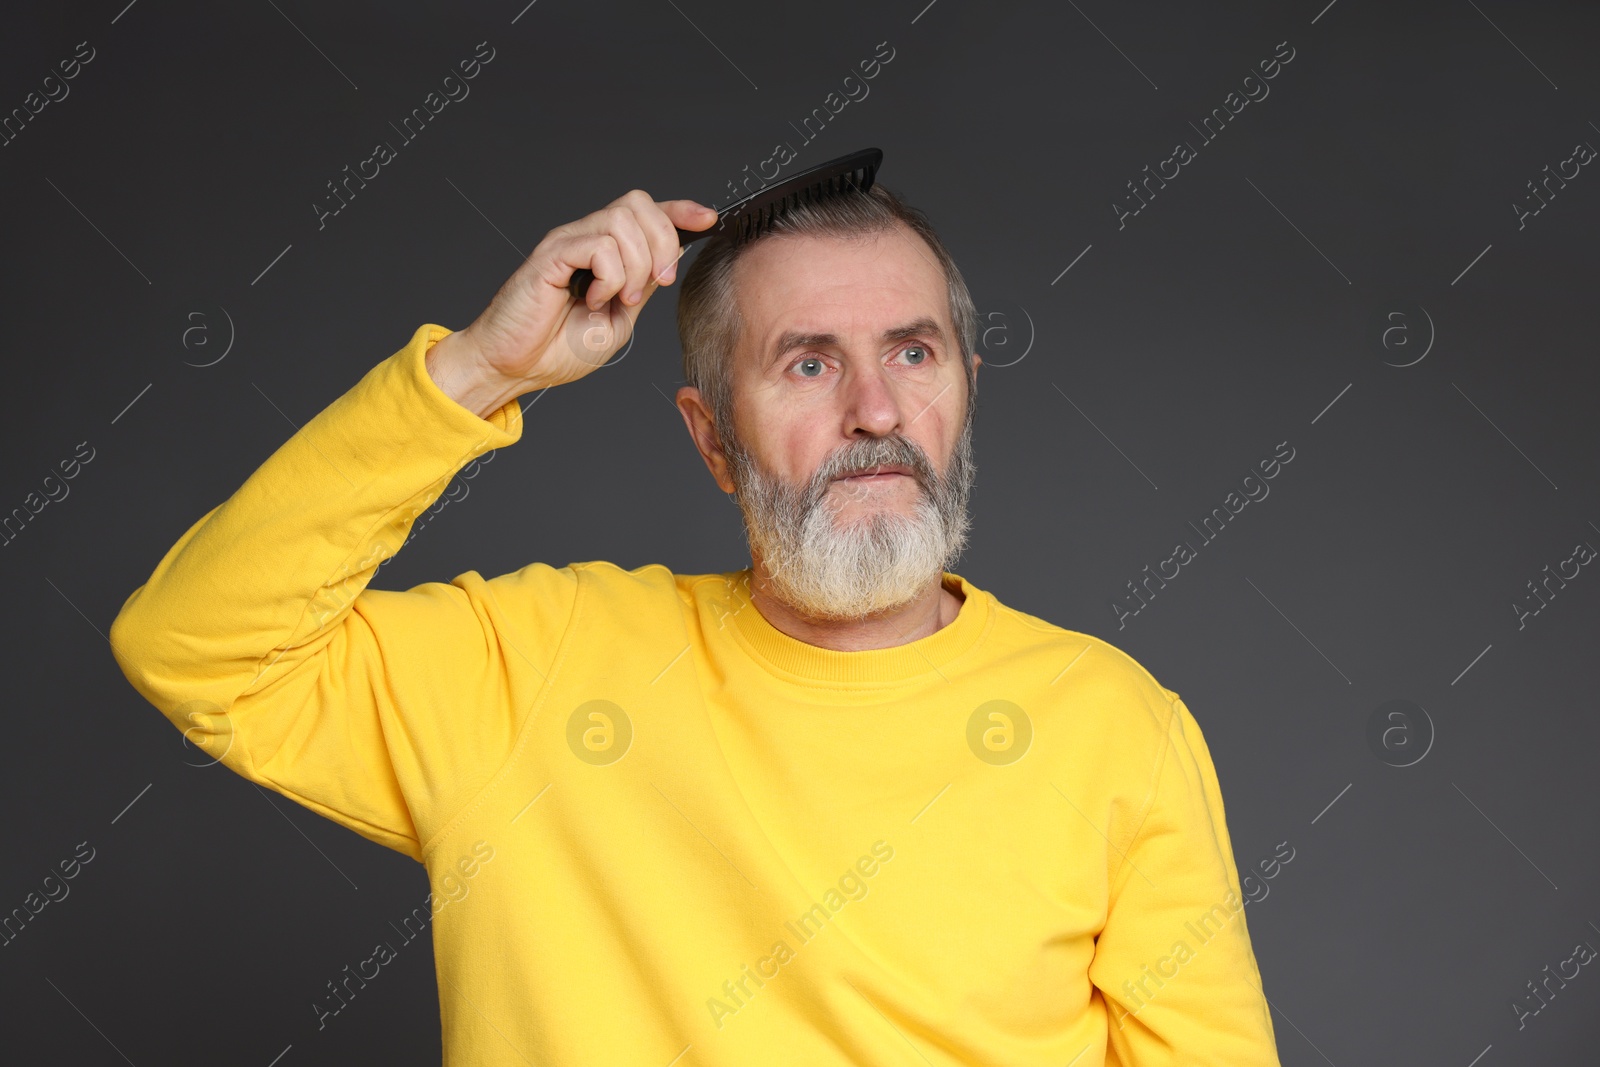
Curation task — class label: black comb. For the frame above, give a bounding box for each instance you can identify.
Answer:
[567,146,883,303]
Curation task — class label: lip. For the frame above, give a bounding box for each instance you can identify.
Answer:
[835,466,913,481]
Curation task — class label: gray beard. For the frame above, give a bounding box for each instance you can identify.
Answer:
[722,418,976,622]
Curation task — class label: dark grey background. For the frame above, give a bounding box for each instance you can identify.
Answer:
[3,0,1597,1063]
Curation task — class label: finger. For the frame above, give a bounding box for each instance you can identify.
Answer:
[633,199,686,288]
[662,199,720,233]
[575,215,647,310]
[649,200,717,289]
[570,232,625,311]
[545,194,653,308]
[601,198,658,308]
[533,227,614,309]
[630,199,714,297]
[633,197,693,289]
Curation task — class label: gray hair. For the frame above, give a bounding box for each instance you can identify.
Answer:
[676,182,978,444]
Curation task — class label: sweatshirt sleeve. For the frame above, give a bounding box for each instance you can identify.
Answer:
[109,324,579,862]
[1089,696,1282,1065]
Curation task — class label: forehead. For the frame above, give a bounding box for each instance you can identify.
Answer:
[730,223,950,362]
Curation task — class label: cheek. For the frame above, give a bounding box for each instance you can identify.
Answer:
[918,365,965,415]
[758,418,831,482]
[916,396,962,451]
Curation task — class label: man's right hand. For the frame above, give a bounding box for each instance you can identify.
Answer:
[427,190,719,418]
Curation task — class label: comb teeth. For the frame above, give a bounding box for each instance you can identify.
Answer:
[730,160,878,246]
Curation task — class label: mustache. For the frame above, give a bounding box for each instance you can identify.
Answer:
[811,436,934,495]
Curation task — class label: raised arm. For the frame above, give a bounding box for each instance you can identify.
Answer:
[109,325,546,857]
[109,193,718,860]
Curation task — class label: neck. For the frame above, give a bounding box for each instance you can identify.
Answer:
[745,556,964,652]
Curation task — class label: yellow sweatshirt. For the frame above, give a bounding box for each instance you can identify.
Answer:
[110,324,1281,1066]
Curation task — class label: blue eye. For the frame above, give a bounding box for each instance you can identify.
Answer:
[797,357,824,377]
[902,345,928,364]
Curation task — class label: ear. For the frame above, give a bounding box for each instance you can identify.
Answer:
[676,385,736,494]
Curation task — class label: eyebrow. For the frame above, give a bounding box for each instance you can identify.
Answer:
[767,316,945,366]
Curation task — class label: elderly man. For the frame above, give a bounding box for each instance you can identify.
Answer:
[111,182,1281,1065]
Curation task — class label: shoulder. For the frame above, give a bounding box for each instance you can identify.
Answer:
[479,559,678,590]
[556,560,712,598]
[452,559,680,627]
[983,586,1181,742]
[516,560,728,618]
[987,587,1179,700]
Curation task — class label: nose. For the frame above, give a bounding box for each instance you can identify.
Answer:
[840,361,905,439]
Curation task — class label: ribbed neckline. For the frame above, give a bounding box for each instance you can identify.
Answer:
[723,568,992,687]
